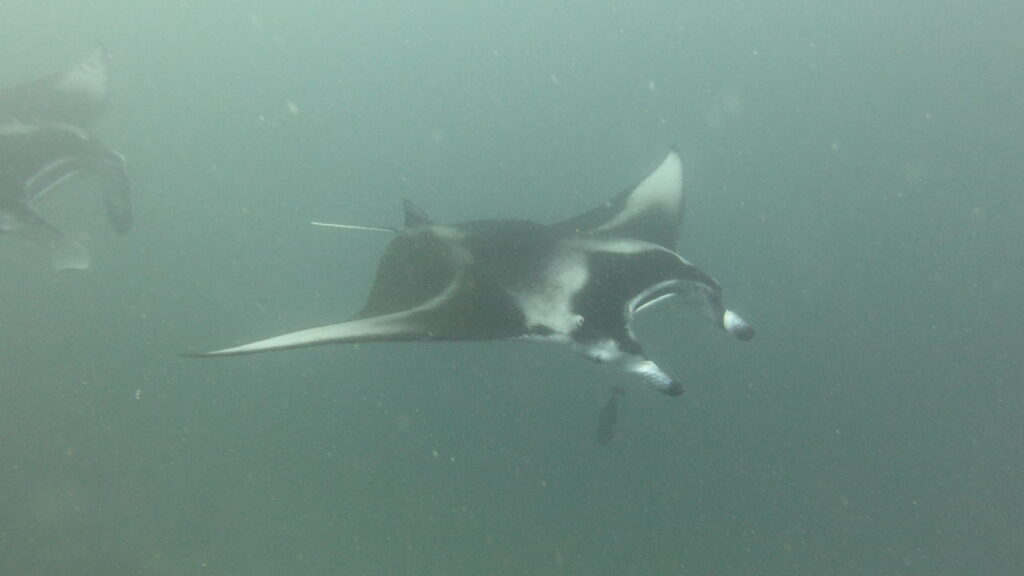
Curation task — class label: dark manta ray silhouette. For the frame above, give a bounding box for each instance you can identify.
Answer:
[192,151,753,395]
[596,386,626,445]
[0,47,130,270]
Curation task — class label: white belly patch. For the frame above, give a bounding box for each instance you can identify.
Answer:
[511,252,588,336]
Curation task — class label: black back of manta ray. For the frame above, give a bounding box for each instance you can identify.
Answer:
[354,217,562,341]
[353,153,689,323]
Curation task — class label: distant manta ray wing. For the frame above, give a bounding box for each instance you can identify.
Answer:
[0,46,111,124]
[2,120,132,232]
[554,150,684,250]
[22,132,132,234]
[35,217,90,270]
[0,48,130,270]
[0,203,89,270]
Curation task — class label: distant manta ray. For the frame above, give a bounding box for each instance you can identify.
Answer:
[190,151,753,395]
[0,46,131,270]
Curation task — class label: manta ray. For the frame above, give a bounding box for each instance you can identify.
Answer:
[0,46,131,270]
[193,151,753,395]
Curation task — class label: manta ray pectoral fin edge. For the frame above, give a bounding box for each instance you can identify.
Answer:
[103,170,132,234]
[2,206,91,270]
[311,221,397,233]
[47,232,90,270]
[183,298,450,357]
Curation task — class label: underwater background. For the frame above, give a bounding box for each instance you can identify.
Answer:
[2,1,1021,574]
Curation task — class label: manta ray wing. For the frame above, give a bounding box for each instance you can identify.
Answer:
[193,221,549,356]
[1,121,130,268]
[188,290,459,357]
[0,46,110,125]
[554,151,685,250]
[0,202,90,270]
[352,227,460,319]
[32,216,91,271]
[189,278,527,358]
[13,124,132,232]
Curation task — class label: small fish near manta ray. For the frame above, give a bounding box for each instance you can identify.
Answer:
[190,151,753,395]
[0,47,131,270]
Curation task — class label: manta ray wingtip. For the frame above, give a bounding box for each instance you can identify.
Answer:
[310,221,396,233]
